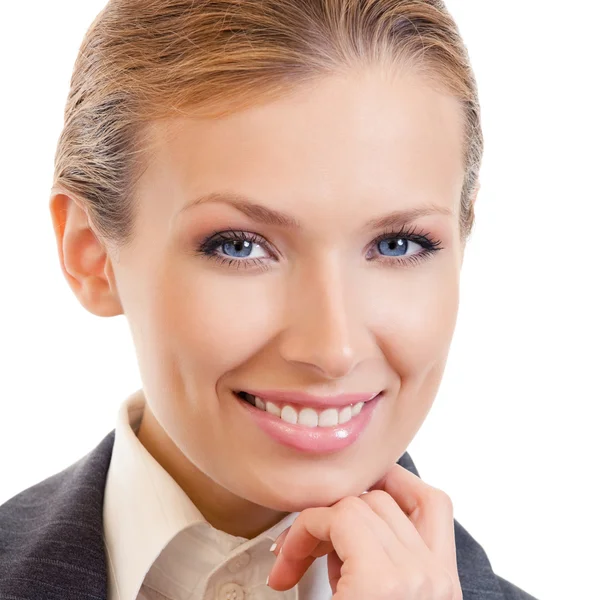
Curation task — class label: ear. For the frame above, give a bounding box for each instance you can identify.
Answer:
[49,191,124,317]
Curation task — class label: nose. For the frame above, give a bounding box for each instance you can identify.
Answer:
[277,257,374,379]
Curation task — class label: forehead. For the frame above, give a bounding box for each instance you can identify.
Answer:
[142,68,465,221]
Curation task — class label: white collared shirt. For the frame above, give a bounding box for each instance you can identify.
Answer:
[102,389,332,600]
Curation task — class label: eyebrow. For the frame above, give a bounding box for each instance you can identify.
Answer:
[179,191,454,231]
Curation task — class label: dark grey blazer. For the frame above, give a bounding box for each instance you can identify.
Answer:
[0,430,538,600]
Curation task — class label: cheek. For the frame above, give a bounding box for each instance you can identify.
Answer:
[365,270,459,453]
[139,254,459,383]
[375,266,460,375]
[156,268,283,368]
[329,268,456,474]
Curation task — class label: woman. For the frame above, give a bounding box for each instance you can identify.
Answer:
[0,1,538,599]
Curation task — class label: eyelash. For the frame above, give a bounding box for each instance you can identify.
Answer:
[195,225,444,272]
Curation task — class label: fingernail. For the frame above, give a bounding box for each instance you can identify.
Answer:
[273,529,289,552]
[269,542,277,553]
[266,575,270,586]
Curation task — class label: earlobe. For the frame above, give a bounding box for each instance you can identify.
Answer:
[49,191,124,317]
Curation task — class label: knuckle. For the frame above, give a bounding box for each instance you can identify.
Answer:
[375,574,405,597]
[361,489,392,507]
[364,489,389,501]
[374,569,455,599]
[336,496,365,519]
[337,495,365,514]
[427,486,454,509]
[411,573,435,596]
[390,571,434,597]
[433,571,457,600]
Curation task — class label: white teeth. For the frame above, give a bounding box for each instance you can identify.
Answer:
[251,395,366,428]
[338,405,352,424]
[298,407,319,427]
[351,402,364,416]
[318,408,339,428]
[265,401,281,417]
[281,405,298,425]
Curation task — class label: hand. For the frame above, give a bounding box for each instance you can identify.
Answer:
[266,463,463,599]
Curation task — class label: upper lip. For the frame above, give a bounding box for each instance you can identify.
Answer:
[238,389,382,409]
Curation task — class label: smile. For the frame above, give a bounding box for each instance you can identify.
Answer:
[236,391,369,428]
[234,390,383,453]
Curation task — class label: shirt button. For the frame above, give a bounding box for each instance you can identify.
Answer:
[217,582,245,600]
[227,551,251,573]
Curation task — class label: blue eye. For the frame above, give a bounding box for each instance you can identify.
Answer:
[196,226,443,271]
[377,237,409,256]
[221,238,268,259]
[366,224,444,266]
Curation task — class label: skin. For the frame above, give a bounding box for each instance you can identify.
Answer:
[267,465,462,597]
[50,64,478,550]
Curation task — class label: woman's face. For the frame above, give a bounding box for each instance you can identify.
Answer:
[104,66,467,512]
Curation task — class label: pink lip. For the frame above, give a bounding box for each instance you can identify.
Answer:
[235,391,383,454]
[239,388,381,409]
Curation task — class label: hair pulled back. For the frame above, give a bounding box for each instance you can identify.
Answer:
[52,0,483,249]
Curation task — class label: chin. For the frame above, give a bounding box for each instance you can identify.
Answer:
[254,480,366,513]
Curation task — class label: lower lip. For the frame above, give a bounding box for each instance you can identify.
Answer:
[235,392,383,454]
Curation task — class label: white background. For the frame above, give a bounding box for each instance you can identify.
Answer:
[0,2,598,598]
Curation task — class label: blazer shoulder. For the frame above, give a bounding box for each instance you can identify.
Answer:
[0,430,115,599]
[0,429,115,521]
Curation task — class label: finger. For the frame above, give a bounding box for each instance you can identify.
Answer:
[327,550,344,593]
[267,506,334,591]
[360,488,462,599]
[267,498,397,591]
[370,464,458,577]
[272,527,333,559]
[358,489,432,562]
[270,528,335,589]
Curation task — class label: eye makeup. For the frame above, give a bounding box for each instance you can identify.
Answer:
[194,223,444,272]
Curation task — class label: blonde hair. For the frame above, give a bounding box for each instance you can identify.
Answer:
[52,0,482,249]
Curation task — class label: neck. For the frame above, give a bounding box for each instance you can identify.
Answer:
[136,404,289,539]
